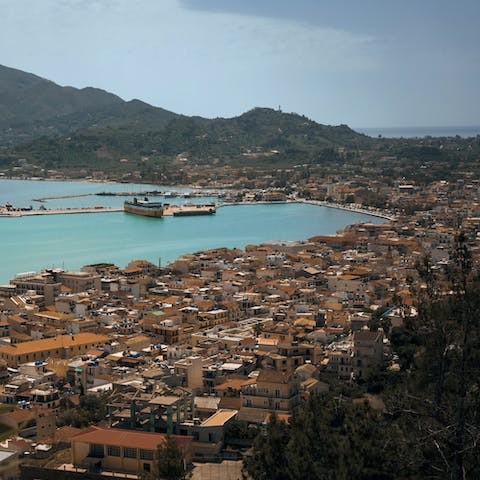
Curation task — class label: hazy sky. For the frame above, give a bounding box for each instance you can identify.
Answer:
[2,0,479,127]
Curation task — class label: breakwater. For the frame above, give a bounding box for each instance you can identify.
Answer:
[0,207,122,217]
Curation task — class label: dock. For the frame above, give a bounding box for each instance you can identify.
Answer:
[0,204,217,218]
[163,204,216,216]
[0,207,123,217]
[32,190,220,203]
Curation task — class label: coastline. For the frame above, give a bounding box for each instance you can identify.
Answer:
[0,194,392,282]
[217,199,395,222]
[0,198,394,221]
[296,199,395,221]
[0,177,395,221]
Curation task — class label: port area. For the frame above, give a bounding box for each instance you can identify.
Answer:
[0,206,123,217]
[0,204,217,218]
[32,190,219,202]
[163,204,216,216]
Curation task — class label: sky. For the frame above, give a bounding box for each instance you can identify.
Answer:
[1,0,479,127]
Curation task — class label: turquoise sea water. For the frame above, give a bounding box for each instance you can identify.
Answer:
[0,179,197,208]
[0,180,382,283]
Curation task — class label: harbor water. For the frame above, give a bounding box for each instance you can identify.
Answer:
[0,180,383,283]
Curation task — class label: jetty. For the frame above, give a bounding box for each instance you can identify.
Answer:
[0,203,217,218]
[32,190,220,203]
[0,207,122,217]
[163,204,216,216]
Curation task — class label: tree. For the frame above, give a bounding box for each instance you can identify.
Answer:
[149,435,190,480]
[368,305,392,334]
[244,234,480,480]
[242,413,290,480]
[243,396,408,480]
[387,233,480,479]
[57,393,108,428]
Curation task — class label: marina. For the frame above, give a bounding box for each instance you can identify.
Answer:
[0,200,391,220]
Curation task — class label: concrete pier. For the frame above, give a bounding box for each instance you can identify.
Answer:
[0,207,123,217]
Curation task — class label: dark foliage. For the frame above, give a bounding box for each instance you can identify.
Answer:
[57,394,108,428]
[147,435,190,480]
[245,235,480,480]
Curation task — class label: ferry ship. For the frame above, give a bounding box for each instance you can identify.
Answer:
[124,197,164,217]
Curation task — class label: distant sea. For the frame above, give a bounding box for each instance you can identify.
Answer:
[356,126,480,138]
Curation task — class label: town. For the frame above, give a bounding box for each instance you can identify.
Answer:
[0,172,478,479]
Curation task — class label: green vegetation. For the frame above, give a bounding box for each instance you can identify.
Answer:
[57,394,108,428]
[244,398,406,480]
[225,420,259,441]
[2,64,480,186]
[147,435,190,480]
[2,107,370,174]
[0,423,15,442]
[244,235,480,480]
[0,64,178,147]
[0,404,15,414]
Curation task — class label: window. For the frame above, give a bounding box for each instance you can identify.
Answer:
[107,445,120,457]
[124,447,137,458]
[143,463,151,472]
[89,444,104,458]
[140,449,153,460]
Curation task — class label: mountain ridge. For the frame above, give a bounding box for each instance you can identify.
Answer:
[0,64,371,180]
[0,64,180,146]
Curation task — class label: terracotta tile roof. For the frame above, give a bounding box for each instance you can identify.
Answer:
[122,267,143,274]
[257,338,278,346]
[55,425,84,443]
[0,408,35,426]
[10,331,32,342]
[71,427,192,450]
[354,330,382,342]
[215,378,254,391]
[257,369,293,384]
[129,260,155,267]
[35,311,73,320]
[218,397,242,410]
[338,274,360,281]
[0,333,109,356]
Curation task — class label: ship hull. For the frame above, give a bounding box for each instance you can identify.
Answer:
[124,203,164,217]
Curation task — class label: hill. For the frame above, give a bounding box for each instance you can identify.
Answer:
[0,65,374,181]
[0,64,179,146]
[4,107,372,177]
